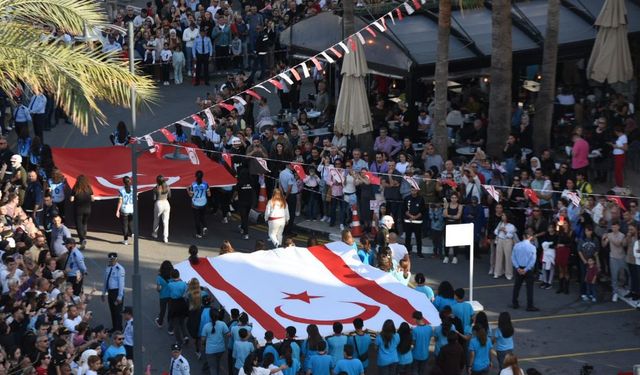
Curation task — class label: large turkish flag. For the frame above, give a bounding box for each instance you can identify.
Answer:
[52,146,236,199]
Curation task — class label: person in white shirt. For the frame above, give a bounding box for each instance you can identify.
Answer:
[160,43,173,86]
[102,34,122,54]
[499,353,525,375]
[169,344,190,375]
[388,232,410,269]
[63,305,85,333]
[0,256,23,294]
[28,91,47,140]
[264,188,289,248]
[610,126,628,188]
[182,22,199,77]
[494,213,517,280]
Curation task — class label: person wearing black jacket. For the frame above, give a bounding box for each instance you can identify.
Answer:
[251,24,273,80]
[235,166,255,240]
[404,187,426,257]
[436,331,465,375]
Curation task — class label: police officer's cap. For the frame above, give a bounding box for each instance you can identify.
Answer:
[108,252,118,259]
[171,343,182,352]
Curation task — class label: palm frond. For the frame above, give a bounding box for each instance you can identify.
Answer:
[1,0,106,34]
[0,23,158,134]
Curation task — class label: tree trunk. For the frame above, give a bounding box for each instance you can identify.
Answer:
[486,0,512,158]
[533,0,560,155]
[433,0,452,160]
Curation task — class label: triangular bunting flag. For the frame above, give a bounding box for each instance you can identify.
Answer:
[320,51,335,64]
[330,167,344,184]
[338,41,350,54]
[524,188,540,205]
[290,67,301,81]
[403,2,415,15]
[255,84,271,94]
[268,79,283,90]
[441,179,458,189]
[388,11,396,25]
[292,163,307,180]
[566,191,581,207]
[186,147,200,165]
[232,96,247,106]
[607,195,627,211]
[372,21,385,32]
[364,171,381,185]
[365,26,376,37]
[329,47,342,58]
[356,32,366,45]
[144,135,155,153]
[245,89,262,100]
[160,128,176,143]
[412,0,421,10]
[218,102,235,112]
[204,108,215,126]
[396,7,404,20]
[154,143,164,159]
[256,158,271,173]
[279,73,294,85]
[482,184,500,202]
[311,57,323,71]
[175,120,195,129]
[222,152,233,169]
[403,175,419,190]
[191,114,206,129]
[301,62,310,78]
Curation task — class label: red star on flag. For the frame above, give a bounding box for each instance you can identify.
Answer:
[282,291,322,304]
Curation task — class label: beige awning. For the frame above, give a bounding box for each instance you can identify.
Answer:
[587,0,634,84]
[334,42,373,136]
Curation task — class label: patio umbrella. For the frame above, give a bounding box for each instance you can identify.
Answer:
[334,41,373,136]
[586,0,633,83]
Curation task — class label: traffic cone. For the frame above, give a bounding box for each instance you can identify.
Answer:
[350,204,364,237]
[256,183,267,213]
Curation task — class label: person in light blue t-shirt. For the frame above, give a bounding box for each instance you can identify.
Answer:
[492,312,515,370]
[433,281,457,312]
[411,311,433,374]
[234,328,256,371]
[413,273,435,302]
[396,323,413,373]
[468,325,494,374]
[155,260,173,330]
[452,288,474,335]
[326,322,348,366]
[332,344,364,375]
[201,308,229,374]
[348,318,372,369]
[375,320,400,374]
[308,341,332,375]
[277,342,301,375]
[302,324,327,371]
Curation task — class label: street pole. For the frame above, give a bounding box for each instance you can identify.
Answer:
[128,21,143,375]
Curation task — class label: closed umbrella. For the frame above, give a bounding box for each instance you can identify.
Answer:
[587,0,633,83]
[334,41,373,136]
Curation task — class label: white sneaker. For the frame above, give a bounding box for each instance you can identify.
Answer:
[296,211,301,217]
[591,296,597,302]
[151,233,158,239]
[222,217,229,224]
[443,257,449,264]
[612,293,618,302]
[493,275,501,279]
[163,238,168,243]
[340,224,345,231]
[581,295,589,301]
[203,227,208,235]
[452,257,458,264]
[243,234,249,240]
[122,240,128,245]
[187,71,192,77]
[163,81,169,86]
[488,269,494,275]
[506,276,513,281]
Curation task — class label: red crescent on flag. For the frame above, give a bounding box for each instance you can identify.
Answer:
[274,302,380,325]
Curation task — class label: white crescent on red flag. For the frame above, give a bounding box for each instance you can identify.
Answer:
[403,175,419,190]
[566,191,581,207]
[174,242,440,341]
[482,184,500,202]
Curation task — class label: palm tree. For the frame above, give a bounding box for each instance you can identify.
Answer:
[0,0,156,134]
[433,0,452,159]
[486,0,512,158]
[533,0,560,154]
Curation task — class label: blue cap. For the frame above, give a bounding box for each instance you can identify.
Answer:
[277,127,285,134]
[252,135,261,141]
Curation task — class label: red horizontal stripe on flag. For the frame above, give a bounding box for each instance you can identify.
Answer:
[191,258,288,338]
[307,245,425,323]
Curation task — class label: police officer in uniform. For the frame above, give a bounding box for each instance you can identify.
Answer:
[102,252,125,332]
[169,343,190,375]
[122,306,134,359]
[404,186,426,258]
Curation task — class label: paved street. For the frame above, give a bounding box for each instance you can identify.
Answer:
[41,81,640,375]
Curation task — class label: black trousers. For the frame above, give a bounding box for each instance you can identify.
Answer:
[75,210,90,242]
[238,204,250,234]
[32,113,45,140]
[195,53,209,84]
[285,193,297,234]
[193,206,207,235]
[404,221,423,255]
[512,269,535,308]
[215,45,229,70]
[121,213,133,240]
[108,289,123,332]
[162,63,171,82]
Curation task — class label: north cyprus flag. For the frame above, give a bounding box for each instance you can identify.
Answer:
[174,241,440,340]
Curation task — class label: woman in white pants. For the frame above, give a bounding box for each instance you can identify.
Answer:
[152,175,171,243]
[172,45,185,84]
[265,188,289,247]
[494,213,517,280]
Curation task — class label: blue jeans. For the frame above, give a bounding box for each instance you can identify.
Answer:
[305,189,320,219]
[185,46,193,72]
[505,157,516,183]
[585,283,597,299]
